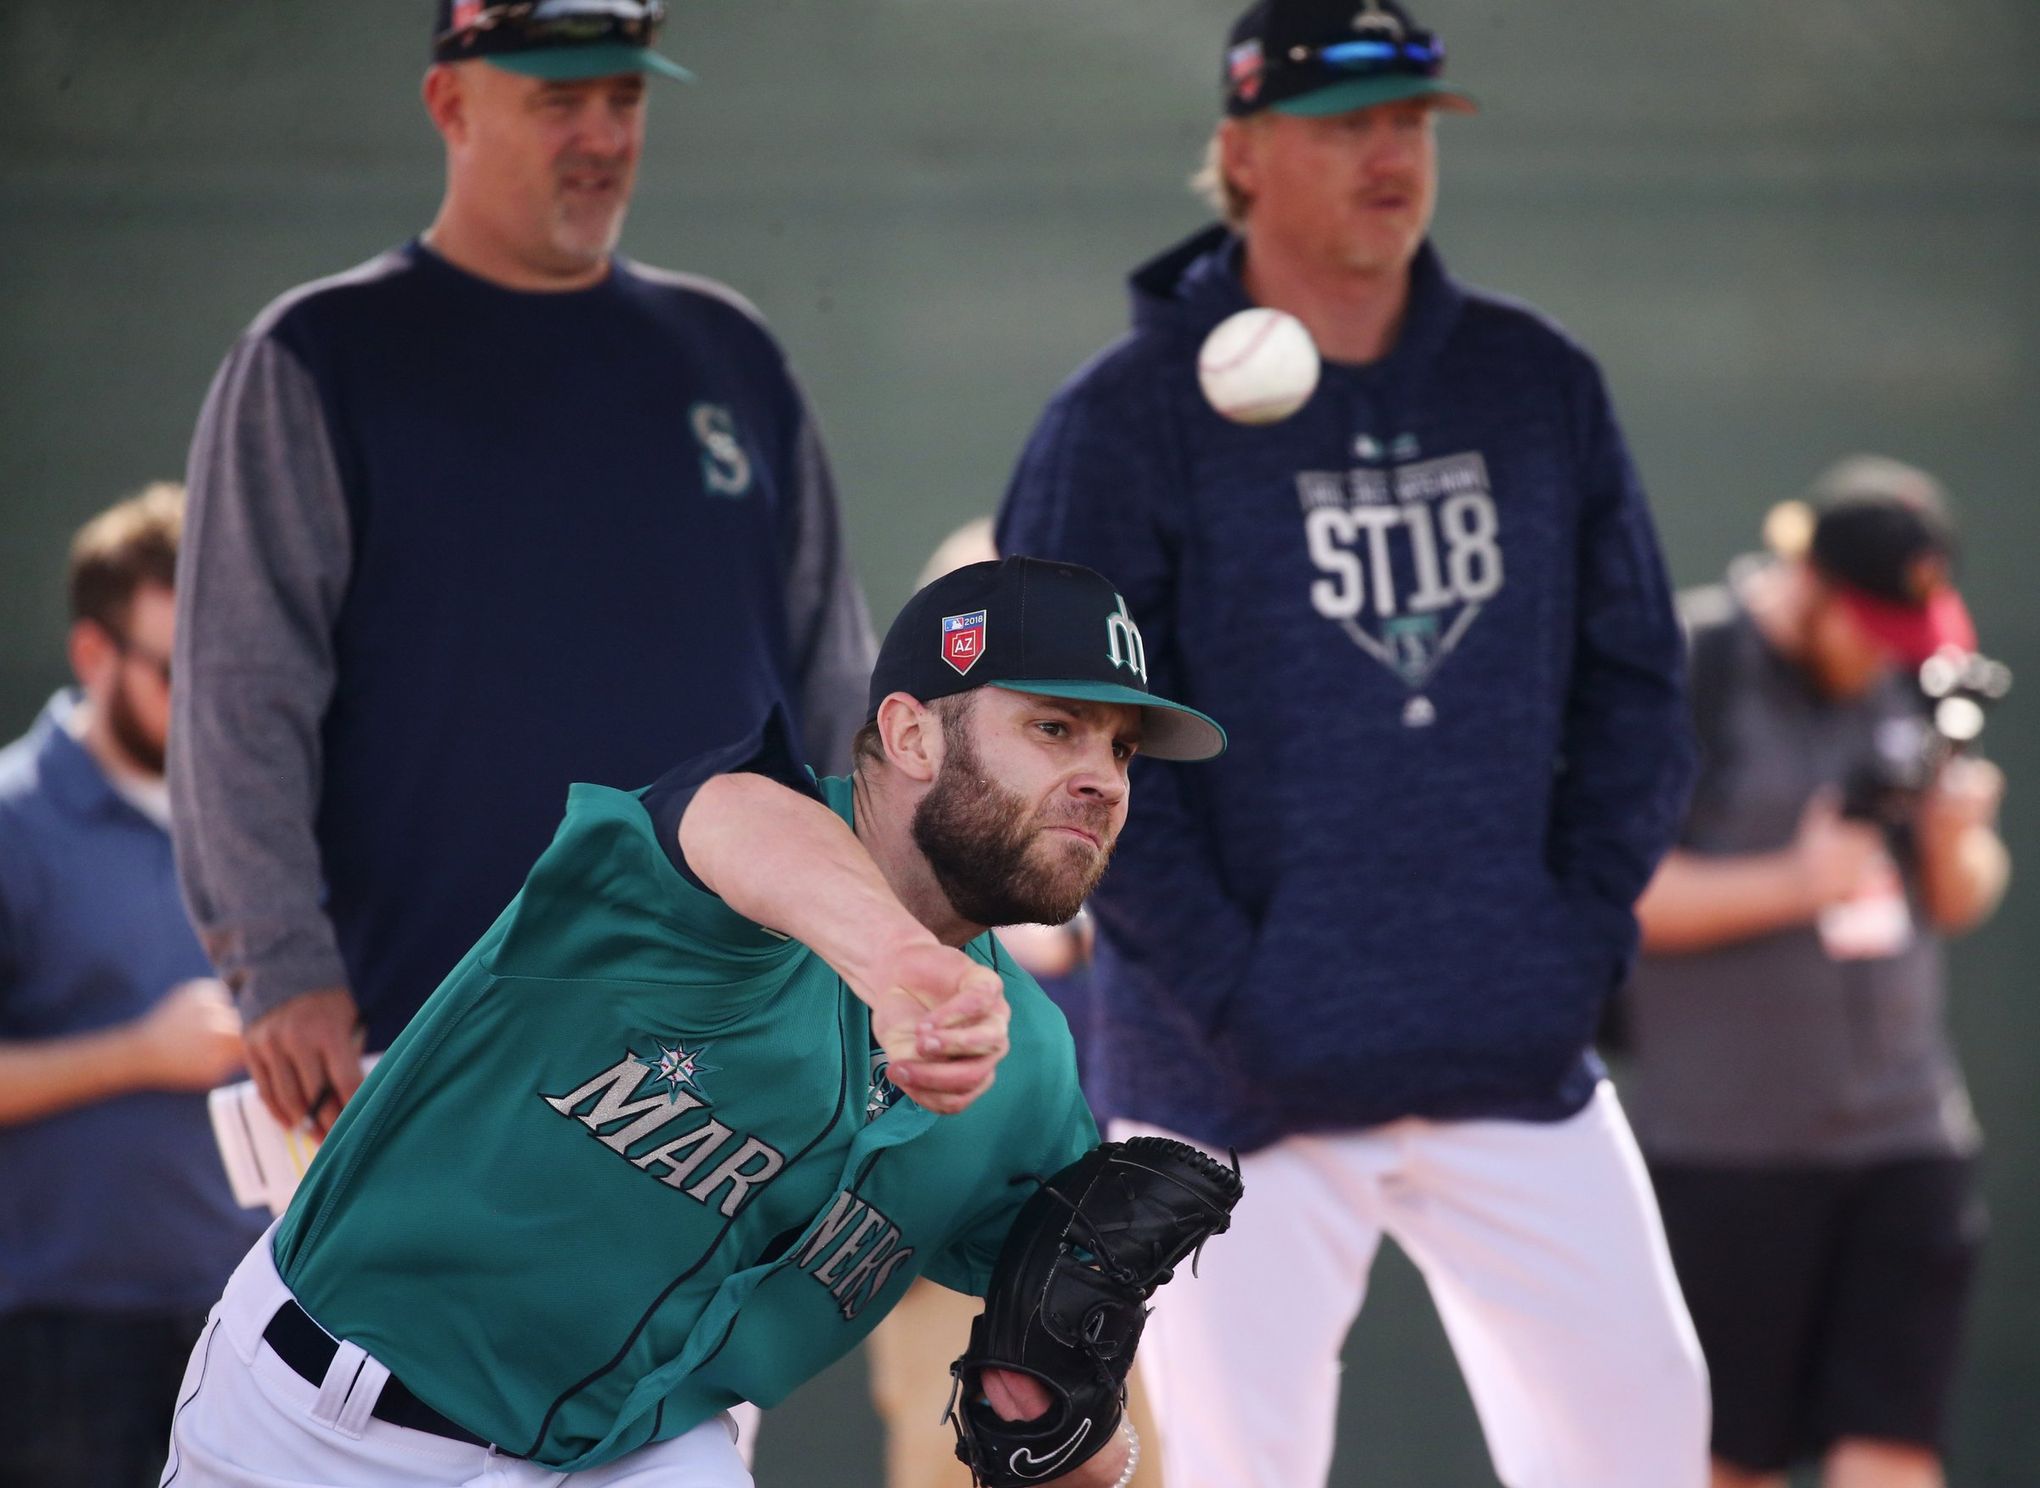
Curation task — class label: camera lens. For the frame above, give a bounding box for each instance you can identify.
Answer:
[1934,696,1986,744]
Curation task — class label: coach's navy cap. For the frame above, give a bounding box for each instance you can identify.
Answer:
[1224,0,1476,119]
[867,557,1227,762]
[433,0,693,82]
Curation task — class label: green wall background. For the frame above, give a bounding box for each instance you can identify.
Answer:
[4,3,2036,1482]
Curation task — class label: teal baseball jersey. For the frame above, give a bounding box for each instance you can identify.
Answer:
[272,770,1096,1471]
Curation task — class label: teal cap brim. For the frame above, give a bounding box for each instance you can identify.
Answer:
[486,44,693,83]
[989,680,1228,763]
[1272,75,1477,118]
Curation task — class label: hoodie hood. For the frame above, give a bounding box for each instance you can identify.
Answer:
[1126,223,1468,391]
[1129,224,1252,335]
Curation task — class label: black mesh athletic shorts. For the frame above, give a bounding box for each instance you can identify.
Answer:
[1647,1156,1984,1474]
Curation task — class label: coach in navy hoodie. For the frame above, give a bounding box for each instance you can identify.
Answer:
[997,4,1706,1486]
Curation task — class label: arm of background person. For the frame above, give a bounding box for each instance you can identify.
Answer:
[1547,356,1698,947]
[1914,755,2011,934]
[1635,786,1891,953]
[172,330,363,1130]
[678,767,1007,1116]
[781,389,878,777]
[996,357,1255,1034]
[1639,760,2011,953]
[0,979,246,1126]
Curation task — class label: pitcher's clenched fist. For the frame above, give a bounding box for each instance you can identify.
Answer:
[869,943,1011,1114]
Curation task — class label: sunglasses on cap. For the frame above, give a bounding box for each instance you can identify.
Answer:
[1299,31,1446,78]
[437,0,664,54]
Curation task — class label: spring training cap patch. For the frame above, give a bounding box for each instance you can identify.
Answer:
[941,611,988,676]
[867,556,1227,762]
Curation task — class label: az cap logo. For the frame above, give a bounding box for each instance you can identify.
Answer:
[941,610,987,676]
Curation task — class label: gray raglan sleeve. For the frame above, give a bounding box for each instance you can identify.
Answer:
[780,390,876,778]
[169,332,353,1023]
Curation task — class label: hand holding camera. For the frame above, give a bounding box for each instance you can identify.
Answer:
[1790,792,1889,910]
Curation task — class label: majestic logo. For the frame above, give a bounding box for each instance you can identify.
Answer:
[689,402,753,497]
[1104,595,1147,686]
[1353,432,1420,463]
[1008,1421,1093,1480]
[1297,449,1504,725]
[541,1050,785,1217]
[941,610,987,676]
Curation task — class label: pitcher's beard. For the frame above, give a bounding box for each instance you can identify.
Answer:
[912,731,1111,930]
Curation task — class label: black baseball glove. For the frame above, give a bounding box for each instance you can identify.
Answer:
[947,1136,1243,1486]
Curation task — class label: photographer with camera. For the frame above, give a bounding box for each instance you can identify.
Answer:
[1618,456,2009,1488]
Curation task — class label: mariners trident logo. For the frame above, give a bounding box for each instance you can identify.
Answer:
[1105,595,1147,686]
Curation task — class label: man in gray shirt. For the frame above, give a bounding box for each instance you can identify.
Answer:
[1621,456,2008,1488]
[172,0,874,1145]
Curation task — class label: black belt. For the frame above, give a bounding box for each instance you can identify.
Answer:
[262,1298,488,1447]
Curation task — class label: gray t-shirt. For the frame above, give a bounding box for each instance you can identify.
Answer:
[1618,572,1979,1165]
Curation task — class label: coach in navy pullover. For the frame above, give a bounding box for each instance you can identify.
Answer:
[1002,9,1709,1483]
[999,223,1695,1153]
[171,45,873,1131]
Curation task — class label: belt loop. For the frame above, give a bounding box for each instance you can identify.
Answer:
[310,1339,371,1434]
[335,1352,391,1439]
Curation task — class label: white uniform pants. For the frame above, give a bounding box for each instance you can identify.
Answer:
[160,1234,750,1487]
[1116,1081,1709,1488]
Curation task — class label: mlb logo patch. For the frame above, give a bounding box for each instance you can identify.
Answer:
[1227,40,1264,102]
[941,610,987,676]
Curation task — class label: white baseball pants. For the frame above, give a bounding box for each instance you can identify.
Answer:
[1116,1081,1709,1488]
[160,1234,749,1487]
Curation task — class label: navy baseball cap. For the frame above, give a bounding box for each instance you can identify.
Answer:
[1224,0,1477,119]
[433,0,693,83]
[867,557,1227,763]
